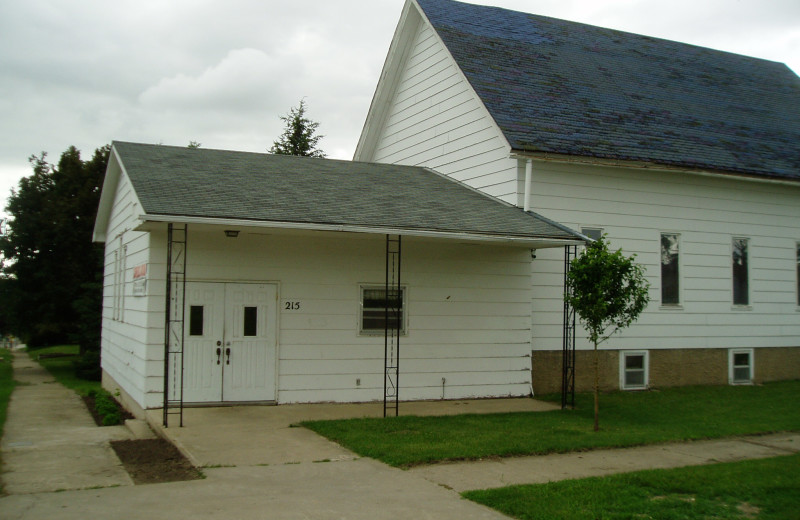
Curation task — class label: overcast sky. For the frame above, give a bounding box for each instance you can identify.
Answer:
[1,0,797,219]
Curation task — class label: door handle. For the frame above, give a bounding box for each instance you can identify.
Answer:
[225,347,231,365]
[216,347,221,365]
[216,340,222,346]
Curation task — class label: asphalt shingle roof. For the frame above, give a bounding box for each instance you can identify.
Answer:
[114,141,579,241]
[417,0,800,180]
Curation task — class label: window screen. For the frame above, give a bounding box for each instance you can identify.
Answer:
[623,353,646,388]
[361,287,405,334]
[732,351,752,383]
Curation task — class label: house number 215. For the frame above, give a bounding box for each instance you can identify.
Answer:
[284,301,301,310]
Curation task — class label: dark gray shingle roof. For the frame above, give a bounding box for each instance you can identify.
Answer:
[114,141,579,241]
[417,0,800,180]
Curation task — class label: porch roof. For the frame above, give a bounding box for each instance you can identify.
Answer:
[103,141,583,246]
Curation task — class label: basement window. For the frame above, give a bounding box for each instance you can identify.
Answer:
[360,286,406,335]
[729,348,754,384]
[620,351,648,390]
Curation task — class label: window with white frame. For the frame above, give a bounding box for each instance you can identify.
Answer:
[796,242,799,306]
[732,237,749,306]
[582,227,603,241]
[360,286,406,335]
[729,348,754,384]
[620,351,648,390]
[112,249,120,321]
[660,233,680,305]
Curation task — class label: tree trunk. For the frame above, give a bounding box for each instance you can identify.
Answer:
[593,340,600,432]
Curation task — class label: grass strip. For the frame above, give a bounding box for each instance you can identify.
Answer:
[302,381,800,467]
[463,453,800,520]
[0,348,17,494]
[29,345,101,396]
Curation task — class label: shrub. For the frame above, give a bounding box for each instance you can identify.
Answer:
[90,389,124,426]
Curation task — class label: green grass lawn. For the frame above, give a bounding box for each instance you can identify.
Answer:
[29,345,101,396]
[302,381,800,467]
[0,348,17,494]
[463,453,800,520]
[0,348,14,429]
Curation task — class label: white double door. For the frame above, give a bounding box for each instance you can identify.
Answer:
[183,282,277,403]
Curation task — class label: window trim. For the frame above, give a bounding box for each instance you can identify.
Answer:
[729,348,754,385]
[619,350,649,390]
[660,232,681,307]
[359,284,408,336]
[732,237,750,307]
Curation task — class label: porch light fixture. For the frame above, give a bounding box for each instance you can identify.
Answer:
[224,230,240,238]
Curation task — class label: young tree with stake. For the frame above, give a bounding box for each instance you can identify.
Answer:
[565,236,650,431]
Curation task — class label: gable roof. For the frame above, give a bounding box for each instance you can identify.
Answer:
[94,141,582,246]
[414,0,800,180]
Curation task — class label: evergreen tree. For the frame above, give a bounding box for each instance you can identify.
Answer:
[269,99,326,157]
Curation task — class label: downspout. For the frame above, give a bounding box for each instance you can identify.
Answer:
[524,159,533,212]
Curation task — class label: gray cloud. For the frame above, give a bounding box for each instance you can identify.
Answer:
[0,0,796,214]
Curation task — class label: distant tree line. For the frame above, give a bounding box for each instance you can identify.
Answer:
[0,146,108,375]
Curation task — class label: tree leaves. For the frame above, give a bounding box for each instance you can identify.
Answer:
[565,236,650,347]
[0,145,108,348]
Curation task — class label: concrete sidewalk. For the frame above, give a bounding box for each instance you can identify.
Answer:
[2,349,798,519]
[409,431,800,492]
[1,350,135,494]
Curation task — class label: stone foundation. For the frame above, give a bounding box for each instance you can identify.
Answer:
[532,346,800,395]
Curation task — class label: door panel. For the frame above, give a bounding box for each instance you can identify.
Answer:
[183,283,225,403]
[182,282,277,403]
[224,284,277,402]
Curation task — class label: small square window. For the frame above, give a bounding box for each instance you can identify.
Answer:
[620,351,648,390]
[729,349,754,384]
[243,307,258,337]
[189,306,204,336]
[582,228,603,241]
[360,286,406,335]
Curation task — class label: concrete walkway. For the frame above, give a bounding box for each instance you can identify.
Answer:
[409,432,799,492]
[2,349,798,519]
[1,350,134,494]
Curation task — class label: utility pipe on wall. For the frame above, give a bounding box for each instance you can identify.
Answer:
[523,159,533,212]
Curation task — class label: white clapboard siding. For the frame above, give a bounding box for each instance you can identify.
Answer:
[368,18,517,203]
[98,169,162,408]
[527,159,800,352]
[136,228,534,406]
